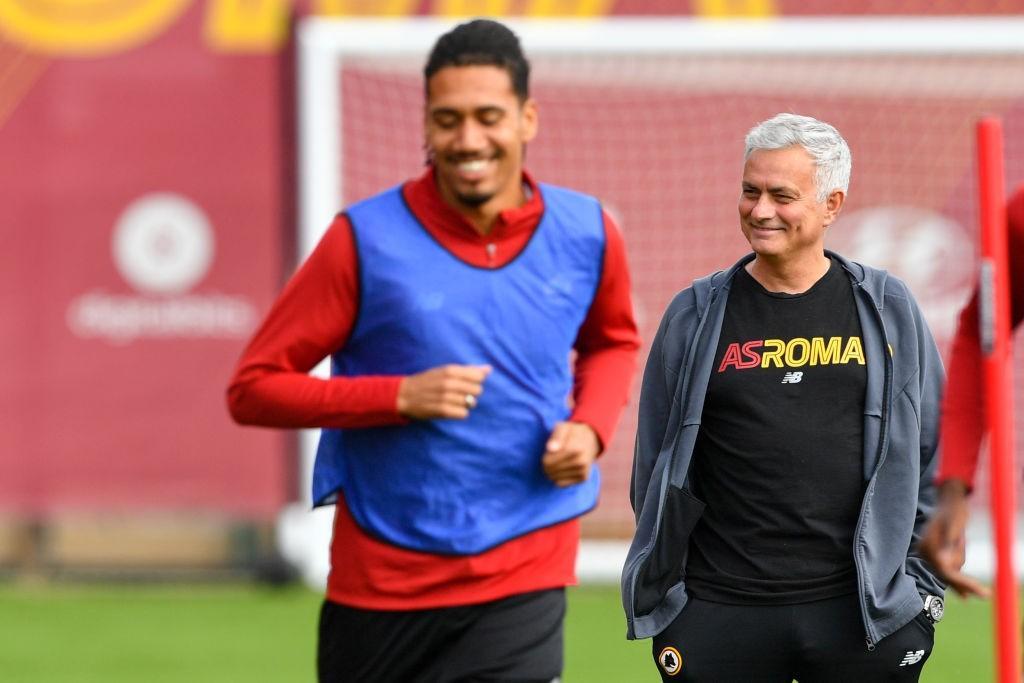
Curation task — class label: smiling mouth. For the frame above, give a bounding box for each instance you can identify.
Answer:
[447,151,501,175]
[456,159,491,174]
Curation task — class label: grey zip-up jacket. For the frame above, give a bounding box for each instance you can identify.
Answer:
[621,251,944,647]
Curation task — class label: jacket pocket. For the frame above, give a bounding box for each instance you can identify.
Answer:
[634,485,706,616]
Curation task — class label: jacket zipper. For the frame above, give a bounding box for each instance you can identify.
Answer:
[852,281,892,651]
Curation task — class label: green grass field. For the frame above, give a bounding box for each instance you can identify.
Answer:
[0,582,999,681]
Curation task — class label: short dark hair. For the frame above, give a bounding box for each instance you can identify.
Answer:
[424,19,530,101]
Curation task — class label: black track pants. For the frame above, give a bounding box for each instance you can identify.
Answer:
[651,594,934,682]
[318,588,564,683]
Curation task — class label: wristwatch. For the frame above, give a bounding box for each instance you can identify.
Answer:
[923,595,944,624]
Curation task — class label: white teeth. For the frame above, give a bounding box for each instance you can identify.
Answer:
[458,160,488,172]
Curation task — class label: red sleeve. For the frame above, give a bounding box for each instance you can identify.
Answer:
[569,210,641,450]
[226,214,407,429]
[938,185,1024,487]
[937,296,986,488]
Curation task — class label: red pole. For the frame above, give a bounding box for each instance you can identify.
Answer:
[977,117,1019,683]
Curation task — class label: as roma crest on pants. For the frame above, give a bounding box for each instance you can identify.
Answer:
[658,646,683,676]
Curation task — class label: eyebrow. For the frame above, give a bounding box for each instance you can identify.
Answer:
[430,105,507,116]
[743,182,798,195]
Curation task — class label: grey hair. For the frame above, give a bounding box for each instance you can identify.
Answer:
[744,113,851,202]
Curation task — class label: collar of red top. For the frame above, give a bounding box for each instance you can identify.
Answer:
[402,166,544,241]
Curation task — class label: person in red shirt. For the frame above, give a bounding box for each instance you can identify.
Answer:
[919,185,1024,598]
[227,19,639,683]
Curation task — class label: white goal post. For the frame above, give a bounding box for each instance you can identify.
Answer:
[285,16,1024,588]
[299,16,1024,260]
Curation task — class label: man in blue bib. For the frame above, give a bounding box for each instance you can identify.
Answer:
[227,18,640,682]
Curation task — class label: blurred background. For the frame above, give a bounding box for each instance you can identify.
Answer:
[2,1,1023,681]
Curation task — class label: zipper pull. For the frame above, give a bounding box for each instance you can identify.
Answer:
[486,243,497,265]
[865,635,876,651]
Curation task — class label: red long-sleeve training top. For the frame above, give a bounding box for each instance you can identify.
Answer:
[227,168,640,609]
[937,185,1024,488]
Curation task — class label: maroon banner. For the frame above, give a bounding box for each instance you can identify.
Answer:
[0,1,293,518]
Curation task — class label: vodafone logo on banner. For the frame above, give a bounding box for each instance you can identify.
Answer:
[113,193,214,295]
[67,192,257,343]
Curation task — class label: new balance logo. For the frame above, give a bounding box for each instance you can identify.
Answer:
[900,650,925,666]
[781,371,803,384]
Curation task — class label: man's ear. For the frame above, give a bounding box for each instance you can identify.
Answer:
[823,189,846,227]
[520,97,539,143]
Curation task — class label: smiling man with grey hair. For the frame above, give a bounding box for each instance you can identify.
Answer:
[622,113,945,681]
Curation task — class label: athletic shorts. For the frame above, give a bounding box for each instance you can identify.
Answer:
[652,593,935,682]
[318,588,565,683]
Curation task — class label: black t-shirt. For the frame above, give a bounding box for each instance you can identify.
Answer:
[685,257,867,604]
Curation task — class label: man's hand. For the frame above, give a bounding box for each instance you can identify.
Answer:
[542,421,601,487]
[396,364,491,420]
[918,479,990,598]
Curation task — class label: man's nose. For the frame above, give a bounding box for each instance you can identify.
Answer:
[751,193,775,221]
[454,119,486,151]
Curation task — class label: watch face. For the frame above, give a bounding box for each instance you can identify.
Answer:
[927,597,944,623]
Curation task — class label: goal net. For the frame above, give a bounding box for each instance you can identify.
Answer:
[292,16,1024,583]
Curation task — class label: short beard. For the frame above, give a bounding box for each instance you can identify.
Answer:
[453,190,493,208]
